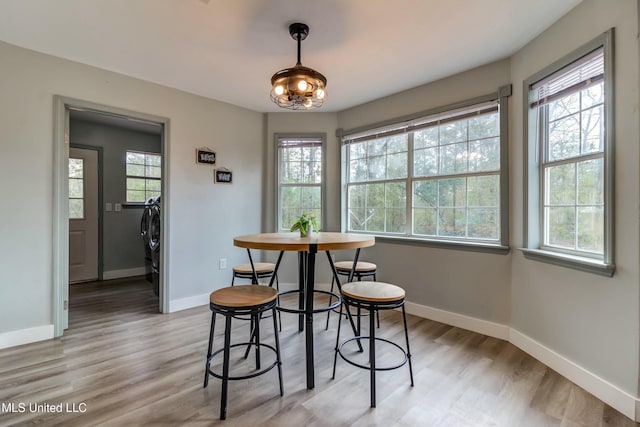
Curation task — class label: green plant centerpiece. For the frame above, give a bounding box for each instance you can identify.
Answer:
[290,213,319,237]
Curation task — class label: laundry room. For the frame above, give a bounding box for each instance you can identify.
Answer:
[69,111,162,295]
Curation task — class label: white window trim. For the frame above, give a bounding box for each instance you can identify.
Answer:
[338,86,511,255]
[274,133,327,232]
[522,29,615,277]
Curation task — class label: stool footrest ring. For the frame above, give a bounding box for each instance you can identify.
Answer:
[206,342,280,381]
[337,336,408,372]
[277,289,341,314]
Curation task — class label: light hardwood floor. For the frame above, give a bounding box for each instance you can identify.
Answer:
[0,277,637,426]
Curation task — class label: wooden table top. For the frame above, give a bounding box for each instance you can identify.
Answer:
[233,232,375,252]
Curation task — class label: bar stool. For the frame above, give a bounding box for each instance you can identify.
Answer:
[232,262,279,288]
[203,285,283,420]
[326,261,379,330]
[332,281,414,408]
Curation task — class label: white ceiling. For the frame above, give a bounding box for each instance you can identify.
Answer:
[0,0,581,113]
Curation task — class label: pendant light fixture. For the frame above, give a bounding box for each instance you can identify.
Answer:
[270,23,327,110]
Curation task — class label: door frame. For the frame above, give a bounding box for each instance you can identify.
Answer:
[53,96,171,336]
[69,144,104,282]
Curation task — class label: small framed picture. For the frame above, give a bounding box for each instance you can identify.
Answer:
[215,168,233,184]
[196,149,216,165]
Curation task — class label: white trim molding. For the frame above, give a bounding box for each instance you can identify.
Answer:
[168,293,210,313]
[0,325,54,350]
[102,267,148,281]
[404,301,510,341]
[510,329,637,421]
[404,299,638,422]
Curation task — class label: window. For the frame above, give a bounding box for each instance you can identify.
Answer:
[523,30,614,276]
[126,151,161,202]
[277,135,325,231]
[342,89,509,251]
[69,157,84,219]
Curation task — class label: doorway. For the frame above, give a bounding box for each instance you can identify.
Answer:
[53,96,170,335]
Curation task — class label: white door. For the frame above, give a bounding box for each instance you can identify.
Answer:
[69,147,99,284]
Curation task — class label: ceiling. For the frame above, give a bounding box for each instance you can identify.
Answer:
[0,0,581,113]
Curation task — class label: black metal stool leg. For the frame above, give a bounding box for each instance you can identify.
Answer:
[220,314,232,420]
[272,306,284,396]
[402,304,414,386]
[204,311,216,388]
[254,312,261,370]
[332,301,344,379]
[369,302,376,408]
[325,275,336,330]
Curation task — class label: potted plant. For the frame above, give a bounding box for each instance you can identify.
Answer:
[290,212,319,237]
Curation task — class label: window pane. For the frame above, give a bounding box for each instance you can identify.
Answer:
[467,175,499,207]
[301,186,321,210]
[582,82,604,109]
[368,139,386,156]
[549,92,579,121]
[146,179,161,192]
[577,206,603,253]
[440,142,467,175]
[349,208,366,231]
[282,186,301,209]
[69,158,83,178]
[413,208,437,235]
[126,152,145,165]
[546,206,575,248]
[440,121,467,145]
[348,184,366,208]
[69,199,84,219]
[386,135,408,153]
[69,178,83,198]
[413,181,437,208]
[439,208,466,237]
[468,137,500,172]
[127,178,146,191]
[127,190,147,203]
[385,208,406,233]
[468,208,499,239]
[577,158,603,205]
[546,164,575,205]
[303,160,322,184]
[350,143,366,160]
[468,113,499,140]
[387,152,407,179]
[581,105,603,154]
[350,159,367,182]
[548,114,580,161]
[414,127,438,149]
[146,154,162,167]
[438,178,466,207]
[367,156,385,181]
[146,165,162,179]
[413,147,438,177]
[127,164,145,177]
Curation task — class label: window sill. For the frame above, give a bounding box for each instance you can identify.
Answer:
[520,248,615,277]
[365,234,510,255]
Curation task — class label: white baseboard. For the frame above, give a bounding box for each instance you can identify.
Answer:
[103,267,147,280]
[168,293,210,313]
[509,329,638,421]
[0,325,54,350]
[404,301,510,340]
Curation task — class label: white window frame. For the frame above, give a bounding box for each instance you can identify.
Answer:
[522,30,615,277]
[340,87,511,254]
[125,150,162,203]
[275,134,326,232]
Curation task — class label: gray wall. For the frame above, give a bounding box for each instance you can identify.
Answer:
[70,119,161,275]
[0,39,263,335]
[510,0,639,396]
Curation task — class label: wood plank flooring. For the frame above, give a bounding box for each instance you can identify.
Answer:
[0,277,637,426]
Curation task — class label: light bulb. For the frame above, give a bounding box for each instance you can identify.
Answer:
[274,85,284,96]
[315,88,325,100]
[297,80,308,91]
[303,98,313,108]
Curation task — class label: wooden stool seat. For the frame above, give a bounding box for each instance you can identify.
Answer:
[210,285,277,308]
[341,281,405,303]
[334,261,377,272]
[232,262,276,274]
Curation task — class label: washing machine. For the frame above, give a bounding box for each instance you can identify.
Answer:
[141,196,160,295]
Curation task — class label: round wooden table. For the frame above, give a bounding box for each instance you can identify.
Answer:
[234,232,375,389]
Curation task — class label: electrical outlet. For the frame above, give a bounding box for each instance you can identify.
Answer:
[114,203,122,212]
[105,202,112,212]
[219,258,227,270]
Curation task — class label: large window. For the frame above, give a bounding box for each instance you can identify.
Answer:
[343,92,509,250]
[277,135,324,231]
[523,30,614,276]
[126,151,161,202]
